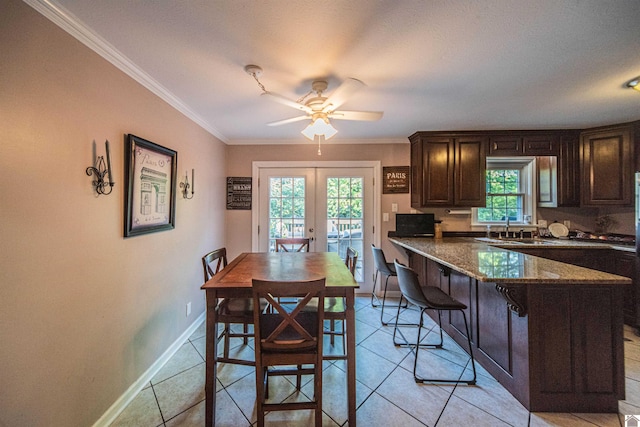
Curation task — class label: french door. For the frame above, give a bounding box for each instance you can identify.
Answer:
[255,165,376,288]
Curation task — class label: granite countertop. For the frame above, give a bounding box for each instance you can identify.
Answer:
[474,236,636,253]
[389,237,632,285]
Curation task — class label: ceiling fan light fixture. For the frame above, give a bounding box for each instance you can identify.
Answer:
[301,117,338,140]
[627,76,640,92]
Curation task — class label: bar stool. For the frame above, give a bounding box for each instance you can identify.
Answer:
[371,244,406,325]
[393,260,476,385]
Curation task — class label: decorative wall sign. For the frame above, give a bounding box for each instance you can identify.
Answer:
[382,166,410,194]
[124,134,177,237]
[227,177,252,210]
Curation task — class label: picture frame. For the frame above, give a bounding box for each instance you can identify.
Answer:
[124,134,177,237]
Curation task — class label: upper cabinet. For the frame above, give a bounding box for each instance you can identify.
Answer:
[489,133,559,156]
[580,123,635,207]
[409,123,638,209]
[557,132,581,207]
[410,132,487,207]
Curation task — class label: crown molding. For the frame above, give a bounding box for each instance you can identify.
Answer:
[23,0,228,143]
[227,137,408,145]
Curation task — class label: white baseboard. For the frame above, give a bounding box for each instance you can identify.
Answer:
[92,311,206,427]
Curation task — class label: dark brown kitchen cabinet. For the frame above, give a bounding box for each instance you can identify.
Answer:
[489,135,521,155]
[512,246,638,327]
[581,124,634,206]
[409,132,487,207]
[557,132,580,207]
[612,252,638,327]
[488,132,559,156]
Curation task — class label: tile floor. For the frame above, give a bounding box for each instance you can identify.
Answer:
[110,296,640,426]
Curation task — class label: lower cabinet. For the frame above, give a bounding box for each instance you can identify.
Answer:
[511,247,638,327]
[613,252,638,328]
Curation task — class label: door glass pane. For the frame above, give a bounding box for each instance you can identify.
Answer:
[269,177,306,251]
[326,177,364,281]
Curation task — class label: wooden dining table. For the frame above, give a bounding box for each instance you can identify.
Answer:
[201,251,359,426]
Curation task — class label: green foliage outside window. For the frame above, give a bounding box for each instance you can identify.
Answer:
[326,178,363,219]
[269,177,305,238]
[477,169,522,222]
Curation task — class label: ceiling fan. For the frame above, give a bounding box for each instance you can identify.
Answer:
[245,65,383,141]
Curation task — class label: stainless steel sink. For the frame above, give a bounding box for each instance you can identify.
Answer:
[475,237,558,245]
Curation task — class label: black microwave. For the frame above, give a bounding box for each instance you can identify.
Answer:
[395,213,435,237]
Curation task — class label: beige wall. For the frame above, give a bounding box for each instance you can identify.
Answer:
[0,2,226,426]
[225,143,412,274]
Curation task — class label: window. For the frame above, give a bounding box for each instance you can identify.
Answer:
[268,177,306,251]
[472,157,536,226]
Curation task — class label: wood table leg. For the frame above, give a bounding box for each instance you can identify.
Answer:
[205,291,218,427]
[345,290,356,426]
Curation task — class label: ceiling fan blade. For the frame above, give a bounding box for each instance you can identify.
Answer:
[266,115,310,126]
[329,110,383,121]
[321,78,365,111]
[261,92,311,113]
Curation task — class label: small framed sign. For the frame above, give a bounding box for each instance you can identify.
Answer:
[383,166,410,194]
[227,177,252,210]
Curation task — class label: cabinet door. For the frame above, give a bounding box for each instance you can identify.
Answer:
[410,140,423,208]
[455,136,487,207]
[523,135,559,156]
[489,136,521,155]
[557,133,580,207]
[613,253,637,327]
[420,137,454,206]
[581,125,633,206]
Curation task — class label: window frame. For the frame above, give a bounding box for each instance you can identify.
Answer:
[472,157,537,227]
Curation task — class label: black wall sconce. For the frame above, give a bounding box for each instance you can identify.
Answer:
[180,169,194,199]
[86,140,115,195]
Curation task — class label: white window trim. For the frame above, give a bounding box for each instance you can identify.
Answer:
[471,157,537,227]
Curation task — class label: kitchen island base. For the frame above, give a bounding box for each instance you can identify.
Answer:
[406,250,625,413]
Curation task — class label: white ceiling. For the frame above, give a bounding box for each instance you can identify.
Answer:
[30,0,640,144]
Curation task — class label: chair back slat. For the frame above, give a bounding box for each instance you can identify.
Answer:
[252,278,325,351]
[345,247,358,277]
[202,248,228,282]
[275,238,310,252]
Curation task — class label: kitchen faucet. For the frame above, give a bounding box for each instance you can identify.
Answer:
[505,217,510,238]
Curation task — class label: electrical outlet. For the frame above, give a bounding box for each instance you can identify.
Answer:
[391,203,398,213]
[383,212,389,222]
[563,220,571,229]
[186,302,191,317]
[537,219,548,228]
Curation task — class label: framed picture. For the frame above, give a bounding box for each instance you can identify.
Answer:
[124,134,177,237]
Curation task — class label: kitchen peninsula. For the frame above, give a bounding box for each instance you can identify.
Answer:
[389,236,630,413]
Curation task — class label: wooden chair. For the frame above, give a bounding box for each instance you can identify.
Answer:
[252,278,326,427]
[275,237,310,252]
[202,248,254,366]
[323,247,357,354]
[393,260,476,385]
